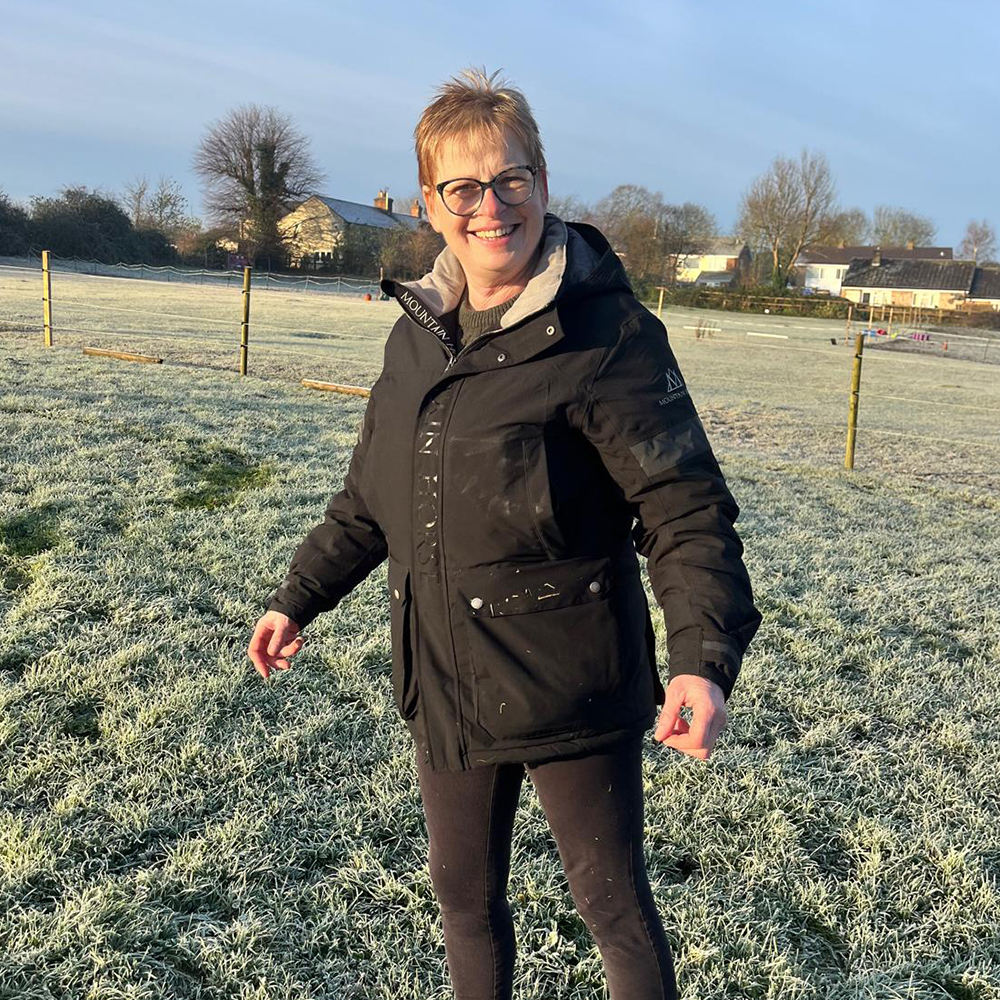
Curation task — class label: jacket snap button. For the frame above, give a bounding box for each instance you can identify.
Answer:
[546,325,555,335]
[588,580,602,593]
[470,597,484,610]
[393,588,400,600]
[496,353,507,362]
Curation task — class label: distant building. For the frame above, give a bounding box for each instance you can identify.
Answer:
[795,244,952,296]
[674,237,751,286]
[841,253,977,310]
[967,267,1000,311]
[279,190,426,267]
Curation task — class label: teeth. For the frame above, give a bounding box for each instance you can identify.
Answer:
[474,226,515,240]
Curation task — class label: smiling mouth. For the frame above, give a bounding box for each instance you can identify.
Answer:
[471,224,518,241]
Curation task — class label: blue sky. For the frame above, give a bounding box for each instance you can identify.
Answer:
[2,0,997,248]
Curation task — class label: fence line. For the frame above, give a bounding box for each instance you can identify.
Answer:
[2,252,381,297]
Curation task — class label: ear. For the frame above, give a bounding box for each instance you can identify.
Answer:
[422,184,442,234]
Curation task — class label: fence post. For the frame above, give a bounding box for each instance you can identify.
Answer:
[656,286,665,320]
[42,250,54,347]
[845,332,865,470]
[844,303,853,344]
[239,265,252,376]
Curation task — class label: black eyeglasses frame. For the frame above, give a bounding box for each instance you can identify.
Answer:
[435,164,539,217]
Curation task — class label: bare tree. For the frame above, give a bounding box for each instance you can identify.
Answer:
[546,194,592,223]
[959,219,996,263]
[736,148,837,289]
[193,104,323,265]
[121,175,196,240]
[871,205,936,247]
[821,207,870,246]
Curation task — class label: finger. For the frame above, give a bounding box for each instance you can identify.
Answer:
[654,694,682,742]
[660,734,710,760]
[278,636,304,657]
[267,628,289,657]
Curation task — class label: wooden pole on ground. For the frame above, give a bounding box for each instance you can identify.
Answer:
[83,347,162,364]
[656,286,665,320]
[42,250,53,347]
[844,303,853,344]
[845,333,865,470]
[239,265,251,376]
[301,379,371,397]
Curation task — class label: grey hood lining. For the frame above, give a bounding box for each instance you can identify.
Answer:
[396,213,605,331]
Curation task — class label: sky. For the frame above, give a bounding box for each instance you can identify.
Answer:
[2,0,998,249]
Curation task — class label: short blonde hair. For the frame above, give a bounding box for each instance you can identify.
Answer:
[414,67,546,191]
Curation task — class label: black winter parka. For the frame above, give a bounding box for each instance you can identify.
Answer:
[266,215,762,772]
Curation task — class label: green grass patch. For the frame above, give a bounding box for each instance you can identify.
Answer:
[170,440,277,510]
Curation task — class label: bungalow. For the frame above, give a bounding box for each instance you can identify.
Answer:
[674,237,752,287]
[279,190,426,267]
[840,253,976,310]
[967,267,1000,311]
[795,244,952,296]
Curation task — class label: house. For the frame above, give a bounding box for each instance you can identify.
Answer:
[674,237,751,286]
[279,190,426,267]
[795,244,952,296]
[967,267,1000,311]
[840,253,976,310]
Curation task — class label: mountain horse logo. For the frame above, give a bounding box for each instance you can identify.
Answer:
[664,368,684,391]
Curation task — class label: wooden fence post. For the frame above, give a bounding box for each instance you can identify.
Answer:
[845,332,865,470]
[656,286,665,321]
[42,250,53,347]
[239,265,252,376]
[844,303,853,344]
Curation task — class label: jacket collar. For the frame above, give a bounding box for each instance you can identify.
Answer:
[380,214,630,356]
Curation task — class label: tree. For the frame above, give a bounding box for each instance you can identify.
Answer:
[870,205,936,247]
[959,219,996,263]
[193,104,323,267]
[0,190,30,255]
[822,207,870,246]
[736,148,837,290]
[585,185,717,294]
[28,186,173,263]
[121,175,198,241]
[380,225,444,280]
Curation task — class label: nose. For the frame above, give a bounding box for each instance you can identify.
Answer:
[476,185,505,217]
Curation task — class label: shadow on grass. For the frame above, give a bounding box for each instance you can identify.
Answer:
[170,440,276,510]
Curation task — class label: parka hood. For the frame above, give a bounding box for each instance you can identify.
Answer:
[380,213,632,334]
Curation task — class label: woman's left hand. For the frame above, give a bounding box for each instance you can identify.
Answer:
[653,675,728,760]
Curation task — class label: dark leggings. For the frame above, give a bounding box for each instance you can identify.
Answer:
[415,735,678,1000]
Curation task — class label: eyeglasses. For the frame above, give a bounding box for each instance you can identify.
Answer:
[436,165,538,217]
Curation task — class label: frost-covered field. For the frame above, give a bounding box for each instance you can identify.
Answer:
[2,268,999,999]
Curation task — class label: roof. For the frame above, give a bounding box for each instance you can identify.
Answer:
[798,245,952,265]
[695,270,737,286]
[969,266,1000,300]
[842,258,975,291]
[310,195,422,231]
[699,237,747,256]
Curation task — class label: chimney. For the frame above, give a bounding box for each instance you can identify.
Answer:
[906,240,915,250]
[872,247,882,267]
[374,189,393,214]
[409,198,423,219]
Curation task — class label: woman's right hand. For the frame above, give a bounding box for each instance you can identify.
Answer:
[247,611,305,680]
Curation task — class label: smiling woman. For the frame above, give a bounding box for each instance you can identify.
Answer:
[249,66,762,1000]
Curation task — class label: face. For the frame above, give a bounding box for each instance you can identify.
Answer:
[422,129,549,294]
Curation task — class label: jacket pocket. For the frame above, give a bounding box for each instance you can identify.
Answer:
[456,554,647,742]
[387,555,419,720]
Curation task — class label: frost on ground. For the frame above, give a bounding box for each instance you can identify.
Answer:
[1,272,999,1000]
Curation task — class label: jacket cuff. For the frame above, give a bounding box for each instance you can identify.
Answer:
[263,587,321,630]
[665,628,743,701]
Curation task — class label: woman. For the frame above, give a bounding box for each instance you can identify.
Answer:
[248,68,761,1000]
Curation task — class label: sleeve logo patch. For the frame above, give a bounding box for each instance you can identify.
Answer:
[658,367,689,405]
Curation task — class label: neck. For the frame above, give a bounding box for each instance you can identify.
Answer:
[465,246,542,310]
